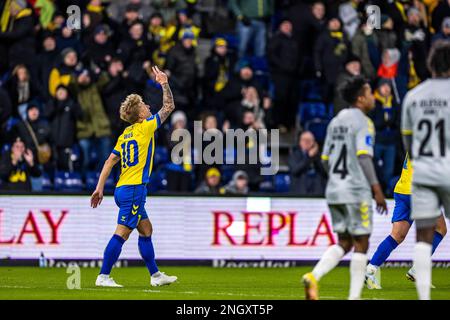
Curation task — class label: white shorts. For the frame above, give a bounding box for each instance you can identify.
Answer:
[411,183,450,221]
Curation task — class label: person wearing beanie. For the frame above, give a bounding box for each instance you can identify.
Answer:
[195,167,224,195]
[224,170,249,195]
[333,53,362,114]
[368,77,400,196]
[267,19,300,130]
[432,16,450,44]
[0,0,35,69]
[203,37,237,110]
[314,17,350,103]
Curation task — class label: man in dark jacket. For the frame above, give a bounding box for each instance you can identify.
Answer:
[288,131,327,196]
[45,85,83,171]
[0,86,12,146]
[12,103,51,162]
[195,167,224,195]
[314,17,350,103]
[368,78,400,196]
[203,38,236,111]
[84,24,116,71]
[165,32,198,113]
[267,19,300,129]
[333,54,362,114]
[0,138,41,191]
[0,0,36,69]
[36,32,59,101]
[102,58,130,140]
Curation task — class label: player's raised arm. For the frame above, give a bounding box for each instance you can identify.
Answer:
[152,66,175,124]
[91,153,120,208]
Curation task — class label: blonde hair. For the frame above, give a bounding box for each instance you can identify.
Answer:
[120,94,143,124]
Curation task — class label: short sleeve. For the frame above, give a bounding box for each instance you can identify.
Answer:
[401,92,413,136]
[112,136,122,157]
[142,113,161,136]
[355,118,375,157]
[321,125,332,161]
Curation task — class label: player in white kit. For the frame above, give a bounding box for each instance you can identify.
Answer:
[302,76,387,300]
[401,41,450,300]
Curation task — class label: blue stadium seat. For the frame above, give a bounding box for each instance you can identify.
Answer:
[299,79,322,101]
[41,173,53,191]
[153,146,169,168]
[147,167,168,193]
[304,119,329,145]
[85,171,115,192]
[220,165,235,184]
[274,173,291,193]
[54,171,84,191]
[298,102,332,126]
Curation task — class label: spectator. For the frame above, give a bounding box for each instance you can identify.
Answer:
[165,9,201,49]
[36,32,59,101]
[431,0,450,34]
[203,38,236,111]
[333,54,362,114]
[73,68,112,175]
[369,78,400,196]
[314,17,350,103]
[45,85,83,171]
[338,0,363,40]
[374,14,398,56]
[288,1,326,75]
[148,12,168,67]
[48,48,81,97]
[151,0,187,24]
[84,24,116,71]
[108,0,153,24]
[403,7,430,82]
[12,103,51,163]
[195,167,224,194]
[267,19,300,130]
[229,0,274,58]
[118,3,144,39]
[166,110,192,192]
[165,32,198,113]
[224,170,249,195]
[6,64,41,119]
[0,138,41,191]
[432,17,450,44]
[221,62,265,128]
[288,131,326,196]
[55,24,83,56]
[102,58,130,139]
[0,0,36,69]
[351,23,376,80]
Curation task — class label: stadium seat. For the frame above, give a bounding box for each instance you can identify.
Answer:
[153,146,169,168]
[273,173,291,193]
[41,173,53,191]
[298,102,332,126]
[85,171,115,192]
[54,171,84,192]
[147,167,168,193]
[299,79,322,101]
[304,119,330,145]
[220,165,235,184]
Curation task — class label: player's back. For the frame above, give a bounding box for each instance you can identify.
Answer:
[322,108,374,204]
[402,78,450,186]
[112,115,160,187]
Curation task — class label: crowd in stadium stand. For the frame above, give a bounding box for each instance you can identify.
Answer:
[0,0,449,195]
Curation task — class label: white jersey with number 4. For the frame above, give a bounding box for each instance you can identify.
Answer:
[401,78,450,186]
[322,108,375,204]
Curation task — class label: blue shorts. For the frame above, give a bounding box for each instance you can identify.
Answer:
[392,192,413,225]
[114,184,148,229]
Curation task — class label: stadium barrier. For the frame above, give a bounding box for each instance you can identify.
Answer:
[1,195,450,265]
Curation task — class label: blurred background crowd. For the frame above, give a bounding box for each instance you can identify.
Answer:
[0,0,449,196]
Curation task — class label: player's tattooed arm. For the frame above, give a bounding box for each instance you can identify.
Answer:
[152,66,175,124]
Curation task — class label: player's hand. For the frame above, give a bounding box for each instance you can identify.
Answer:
[152,66,168,85]
[91,189,104,208]
[373,185,388,215]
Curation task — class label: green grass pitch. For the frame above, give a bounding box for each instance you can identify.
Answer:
[1,266,449,300]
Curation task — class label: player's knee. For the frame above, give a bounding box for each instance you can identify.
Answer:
[390,231,406,244]
[352,235,369,253]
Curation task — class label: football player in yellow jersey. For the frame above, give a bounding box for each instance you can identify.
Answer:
[365,153,447,289]
[90,66,178,287]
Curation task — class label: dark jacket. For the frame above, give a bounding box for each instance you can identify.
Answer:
[314,30,349,84]
[6,76,41,117]
[195,181,223,195]
[165,43,197,91]
[0,8,36,68]
[101,73,130,139]
[0,87,12,140]
[36,49,59,100]
[84,40,116,71]
[45,97,83,147]
[267,31,300,76]
[288,146,327,196]
[0,155,41,191]
[368,95,400,145]
[12,117,52,160]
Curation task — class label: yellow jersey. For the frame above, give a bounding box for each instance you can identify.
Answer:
[112,114,161,187]
[394,153,412,195]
